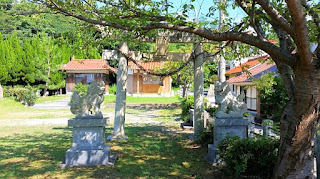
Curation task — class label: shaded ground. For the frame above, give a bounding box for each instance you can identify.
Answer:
[0,99,220,178]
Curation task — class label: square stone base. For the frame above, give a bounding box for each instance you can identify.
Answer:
[65,145,113,166]
[205,144,219,164]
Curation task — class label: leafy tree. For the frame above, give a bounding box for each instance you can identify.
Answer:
[39,0,320,176]
[157,61,193,98]
[252,73,289,122]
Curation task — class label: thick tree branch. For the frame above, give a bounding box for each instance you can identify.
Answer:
[255,0,295,38]
[43,0,297,66]
[117,41,232,77]
[236,0,266,38]
[301,1,320,56]
[286,0,313,66]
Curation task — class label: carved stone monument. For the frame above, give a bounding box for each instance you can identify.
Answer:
[64,81,116,167]
[206,84,215,106]
[206,81,249,163]
[214,81,247,118]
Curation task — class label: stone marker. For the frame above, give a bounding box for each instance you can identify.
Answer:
[206,81,248,163]
[64,81,116,167]
[206,84,215,106]
[108,42,129,140]
[214,81,246,118]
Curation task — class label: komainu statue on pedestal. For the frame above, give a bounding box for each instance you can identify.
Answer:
[70,81,105,118]
[214,81,247,118]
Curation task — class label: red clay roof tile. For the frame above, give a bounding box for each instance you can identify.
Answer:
[62,59,117,72]
[128,61,164,70]
[227,62,276,83]
[225,55,268,75]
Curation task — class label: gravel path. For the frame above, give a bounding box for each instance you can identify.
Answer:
[1,110,164,126]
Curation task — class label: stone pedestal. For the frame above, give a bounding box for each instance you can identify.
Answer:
[206,117,249,163]
[65,117,116,167]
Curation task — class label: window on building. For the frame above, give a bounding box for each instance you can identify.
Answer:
[246,86,257,111]
[75,74,95,84]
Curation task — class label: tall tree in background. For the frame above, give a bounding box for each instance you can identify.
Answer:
[41,0,320,177]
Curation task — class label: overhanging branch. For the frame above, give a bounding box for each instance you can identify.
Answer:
[255,0,295,38]
[286,0,313,66]
[42,0,297,66]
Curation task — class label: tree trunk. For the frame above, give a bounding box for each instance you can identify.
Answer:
[182,83,187,98]
[42,56,51,97]
[273,65,320,178]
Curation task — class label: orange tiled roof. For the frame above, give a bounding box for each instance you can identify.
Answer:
[62,59,117,72]
[225,55,268,75]
[128,61,164,70]
[228,62,277,83]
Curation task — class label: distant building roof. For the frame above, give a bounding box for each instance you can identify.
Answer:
[226,55,269,75]
[62,59,117,72]
[128,61,164,70]
[228,62,277,83]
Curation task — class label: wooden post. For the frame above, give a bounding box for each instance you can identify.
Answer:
[137,70,140,95]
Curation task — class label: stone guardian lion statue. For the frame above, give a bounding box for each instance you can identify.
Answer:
[70,81,105,119]
[214,81,247,118]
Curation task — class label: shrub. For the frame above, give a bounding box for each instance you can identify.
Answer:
[180,96,194,122]
[218,136,279,178]
[4,86,28,102]
[109,84,117,95]
[74,83,88,97]
[23,88,37,106]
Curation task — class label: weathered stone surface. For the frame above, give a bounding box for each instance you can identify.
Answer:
[65,145,111,166]
[206,84,215,105]
[65,117,115,167]
[207,144,219,164]
[109,42,128,140]
[70,81,105,119]
[68,118,107,127]
[193,42,204,138]
[214,117,249,145]
[189,109,194,125]
[206,117,249,163]
[214,81,246,118]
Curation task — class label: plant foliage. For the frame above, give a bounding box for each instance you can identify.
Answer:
[180,96,194,122]
[252,73,289,122]
[218,136,279,178]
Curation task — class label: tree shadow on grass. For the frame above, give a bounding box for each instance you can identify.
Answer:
[0,126,215,178]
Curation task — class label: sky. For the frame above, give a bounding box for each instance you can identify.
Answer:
[167,0,247,24]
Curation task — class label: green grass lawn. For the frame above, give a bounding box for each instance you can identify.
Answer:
[0,97,217,178]
[0,98,73,120]
[104,95,180,104]
[0,125,214,178]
